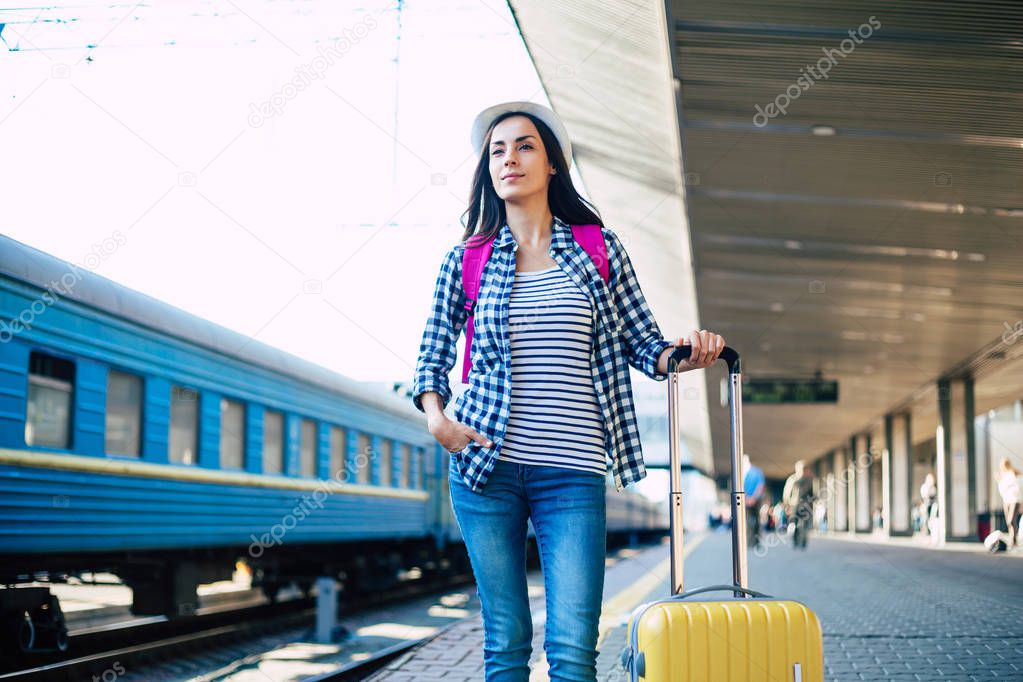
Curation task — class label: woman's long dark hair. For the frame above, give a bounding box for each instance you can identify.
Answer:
[459,111,603,245]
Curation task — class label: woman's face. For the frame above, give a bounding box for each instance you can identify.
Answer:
[487,115,555,203]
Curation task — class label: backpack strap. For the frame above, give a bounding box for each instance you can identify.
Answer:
[459,224,608,384]
[460,235,494,384]
[571,224,609,284]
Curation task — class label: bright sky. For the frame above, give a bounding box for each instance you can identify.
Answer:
[1,0,672,501]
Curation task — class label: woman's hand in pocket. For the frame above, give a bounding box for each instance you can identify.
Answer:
[428,415,493,453]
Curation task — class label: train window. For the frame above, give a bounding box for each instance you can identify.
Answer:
[356,432,370,484]
[169,385,199,465]
[400,444,411,488]
[105,369,142,457]
[417,448,425,490]
[300,418,316,477]
[379,438,392,487]
[329,426,346,481]
[263,409,284,474]
[26,351,74,449]
[440,455,448,506]
[220,398,245,470]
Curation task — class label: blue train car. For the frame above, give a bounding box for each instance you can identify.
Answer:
[0,234,665,655]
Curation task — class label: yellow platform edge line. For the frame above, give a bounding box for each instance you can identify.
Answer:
[596,533,707,649]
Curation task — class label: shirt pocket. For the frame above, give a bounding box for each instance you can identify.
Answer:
[594,290,623,338]
[588,272,621,333]
[471,290,504,367]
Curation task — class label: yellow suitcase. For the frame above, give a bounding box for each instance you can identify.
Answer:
[620,346,824,681]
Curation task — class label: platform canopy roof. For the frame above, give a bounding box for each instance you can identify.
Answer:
[510,0,1023,478]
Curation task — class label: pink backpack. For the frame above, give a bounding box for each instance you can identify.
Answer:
[460,223,609,384]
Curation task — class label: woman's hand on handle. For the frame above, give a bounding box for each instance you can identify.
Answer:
[428,414,493,453]
[672,329,726,371]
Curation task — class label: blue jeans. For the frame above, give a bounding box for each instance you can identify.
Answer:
[448,456,607,682]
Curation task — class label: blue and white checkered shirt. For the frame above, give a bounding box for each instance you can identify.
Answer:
[411,215,674,493]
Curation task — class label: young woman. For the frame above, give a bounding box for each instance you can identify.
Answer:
[996,457,1022,547]
[411,100,725,681]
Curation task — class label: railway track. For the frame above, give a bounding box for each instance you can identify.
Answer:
[2,571,474,681]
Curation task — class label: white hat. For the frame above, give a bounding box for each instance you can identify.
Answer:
[470,100,573,169]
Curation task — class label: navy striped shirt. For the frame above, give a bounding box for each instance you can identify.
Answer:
[499,266,606,477]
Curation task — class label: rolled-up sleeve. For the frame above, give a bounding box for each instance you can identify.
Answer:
[411,245,468,413]
[604,229,674,382]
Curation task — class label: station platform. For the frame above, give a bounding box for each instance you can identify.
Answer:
[367,529,1023,681]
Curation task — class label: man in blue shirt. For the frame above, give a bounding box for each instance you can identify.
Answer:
[742,454,766,549]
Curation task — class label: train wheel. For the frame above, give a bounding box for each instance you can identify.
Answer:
[28,595,67,653]
[4,610,35,653]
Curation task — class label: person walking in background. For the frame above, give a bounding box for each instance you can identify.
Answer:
[815,498,828,532]
[920,472,938,538]
[996,458,1022,548]
[770,502,785,532]
[783,460,815,549]
[411,100,726,681]
[742,454,766,550]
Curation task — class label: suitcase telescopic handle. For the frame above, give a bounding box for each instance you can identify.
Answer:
[665,345,750,598]
[667,344,741,375]
[672,584,772,601]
